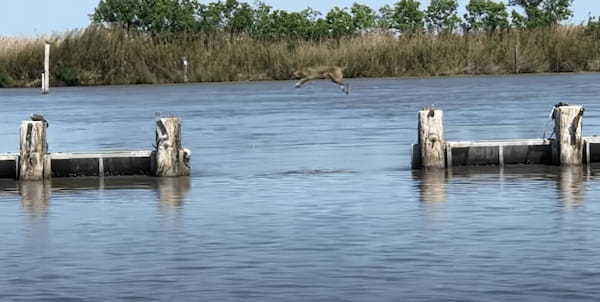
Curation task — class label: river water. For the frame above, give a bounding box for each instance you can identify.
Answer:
[2,74,600,301]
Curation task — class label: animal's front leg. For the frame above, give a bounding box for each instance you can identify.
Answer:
[339,84,350,94]
[295,78,310,88]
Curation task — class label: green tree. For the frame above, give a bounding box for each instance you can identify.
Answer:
[350,3,376,32]
[377,4,395,29]
[250,4,325,40]
[92,0,198,33]
[464,0,509,32]
[389,0,425,34]
[426,0,461,33]
[91,0,143,31]
[220,0,255,36]
[266,9,315,39]
[310,15,330,40]
[326,7,355,38]
[509,0,573,28]
[142,0,198,33]
[251,1,273,38]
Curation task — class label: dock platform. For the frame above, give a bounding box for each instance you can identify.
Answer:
[2,117,190,180]
[412,104,594,169]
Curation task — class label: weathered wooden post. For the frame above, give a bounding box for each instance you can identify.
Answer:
[19,120,51,180]
[418,108,445,169]
[153,117,190,177]
[42,42,50,94]
[552,104,584,165]
[181,56,189,83]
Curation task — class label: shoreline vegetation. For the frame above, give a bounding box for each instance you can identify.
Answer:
[1,0,599,88]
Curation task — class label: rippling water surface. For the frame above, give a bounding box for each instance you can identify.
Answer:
[2,74,600,301]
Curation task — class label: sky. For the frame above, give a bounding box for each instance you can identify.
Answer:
[1,0,599,36]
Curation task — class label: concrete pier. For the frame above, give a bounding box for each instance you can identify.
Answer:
[446,139,552,167]
[0,117,189,179]
[412,105,592,169]
[0,153,18,179]
[51,151,153,177]
[0,151,155,179]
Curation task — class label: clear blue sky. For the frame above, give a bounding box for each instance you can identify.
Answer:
[1,0,598,36]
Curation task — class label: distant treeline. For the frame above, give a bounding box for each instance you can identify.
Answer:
[2,0,600,88]
[89,0,579,38]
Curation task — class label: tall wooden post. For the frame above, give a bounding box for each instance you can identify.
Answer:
[19,121,51,180]
[418,108,445,169]
[153,117,190,177]
[552,104,584,165]
[42,42,50,94]
[182,56,189,83]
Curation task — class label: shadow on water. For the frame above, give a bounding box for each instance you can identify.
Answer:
[0,177,191,214]
[412,165,594,208]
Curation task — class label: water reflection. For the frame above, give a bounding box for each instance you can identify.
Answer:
[412,169,449,223]
[5,177,191,213]
[157,177,191,208]
[413,169,448,203]
[557,166,586,208]
[156,177,191,229]
[51,177,190,206]
[412,165,591,209]
[19,181,51,217]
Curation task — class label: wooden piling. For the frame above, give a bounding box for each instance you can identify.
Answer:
[418,109,445,169]
[153,117,190,177]
[552,105,584,165]
[42,43,50,94]
[19,121,50,180]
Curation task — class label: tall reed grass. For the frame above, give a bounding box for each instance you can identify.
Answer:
[1,25,599,88]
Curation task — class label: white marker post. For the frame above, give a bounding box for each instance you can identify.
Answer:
[42,42,50,94]
[182,56,189,83]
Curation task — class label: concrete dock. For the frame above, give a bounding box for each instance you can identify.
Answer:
[1,116,190,180]
[412,104,596,169]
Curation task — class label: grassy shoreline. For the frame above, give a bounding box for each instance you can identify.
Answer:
[2,71,597,91]
[1,26,599,88]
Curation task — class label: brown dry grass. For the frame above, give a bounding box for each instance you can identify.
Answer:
[1,25,599,88]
